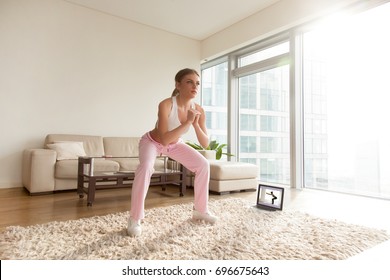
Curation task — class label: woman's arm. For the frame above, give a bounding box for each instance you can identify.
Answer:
[192,104,209,149]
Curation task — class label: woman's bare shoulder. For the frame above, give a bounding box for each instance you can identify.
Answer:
[158,97,173,112]
[159,97,172,106]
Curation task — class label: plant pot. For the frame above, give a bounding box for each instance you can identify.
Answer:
[198,150,216,160]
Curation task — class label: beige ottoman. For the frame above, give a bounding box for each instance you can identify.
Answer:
[209,161,258,194]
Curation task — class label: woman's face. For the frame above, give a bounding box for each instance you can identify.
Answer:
[176,73,200,98]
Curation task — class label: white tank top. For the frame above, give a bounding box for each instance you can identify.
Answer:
[167,95,195,132]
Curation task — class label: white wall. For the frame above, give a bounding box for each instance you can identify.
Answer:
[0,0,200,188]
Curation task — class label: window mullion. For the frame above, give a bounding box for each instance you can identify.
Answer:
[290,31,304,189]
[228,55,238,162]
[232,53,290,78]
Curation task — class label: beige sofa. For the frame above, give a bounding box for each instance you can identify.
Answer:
[22,133,259,195]
[22,134,165,194]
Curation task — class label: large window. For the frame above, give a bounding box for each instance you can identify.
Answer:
[201,1,390,199]
[303,2,390,198]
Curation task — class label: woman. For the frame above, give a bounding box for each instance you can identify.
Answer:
[127,68,217,237]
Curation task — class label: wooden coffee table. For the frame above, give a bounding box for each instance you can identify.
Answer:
[77,156,187,206]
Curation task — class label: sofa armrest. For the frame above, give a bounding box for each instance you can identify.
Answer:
[22,149,57,194]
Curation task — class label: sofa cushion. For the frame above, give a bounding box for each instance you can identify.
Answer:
[45,134,105,157]
[47,142,86,160]
[110,157,165,172]
[114,158,140,171]
[55,159,120,179]
[209,161,258,180]
[103,137,165,171]
[103,137,140,157]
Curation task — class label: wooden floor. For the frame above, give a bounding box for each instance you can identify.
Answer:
[1,185,389,260]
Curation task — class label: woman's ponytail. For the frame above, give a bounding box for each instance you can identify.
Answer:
[171,89,179,97]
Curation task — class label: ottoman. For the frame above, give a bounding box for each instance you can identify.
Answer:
[209,161,258,194]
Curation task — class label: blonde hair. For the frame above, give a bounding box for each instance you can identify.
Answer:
[171,68,200,97]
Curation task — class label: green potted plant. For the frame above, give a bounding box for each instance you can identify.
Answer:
[186,140,234,160]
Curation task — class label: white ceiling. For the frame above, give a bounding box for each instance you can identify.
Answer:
[65,0,280,40]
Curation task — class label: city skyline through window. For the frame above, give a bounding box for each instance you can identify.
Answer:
[239,65,290,185]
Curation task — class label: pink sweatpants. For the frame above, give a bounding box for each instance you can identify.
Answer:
[130,132,210,220]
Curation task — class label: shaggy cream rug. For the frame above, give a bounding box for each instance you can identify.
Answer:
[0,198,388,260]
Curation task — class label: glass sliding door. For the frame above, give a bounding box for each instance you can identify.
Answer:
[302,2,390,198]
[238,65,290,185]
